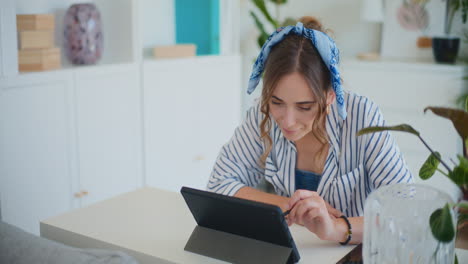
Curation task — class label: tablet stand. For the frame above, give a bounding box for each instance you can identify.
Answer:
[185,225,294,264]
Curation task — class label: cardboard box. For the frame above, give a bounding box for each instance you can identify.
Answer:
[18,30,54,50]
[153,44,197,58]
[17,14,55,31]
[18,47,61,72]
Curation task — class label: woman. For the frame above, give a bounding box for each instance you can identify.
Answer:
[207,16,413,245]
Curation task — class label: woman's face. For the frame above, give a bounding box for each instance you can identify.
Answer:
[269,72,332,141]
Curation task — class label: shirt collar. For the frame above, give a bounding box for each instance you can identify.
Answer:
[326,100,344,155]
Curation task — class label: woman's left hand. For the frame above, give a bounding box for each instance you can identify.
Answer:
[286,190,343,241]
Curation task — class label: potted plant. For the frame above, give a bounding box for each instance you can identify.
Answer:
[358,98,468,263]
[456,31,467,107]
[250,0,296,48]
[433,0,468,63]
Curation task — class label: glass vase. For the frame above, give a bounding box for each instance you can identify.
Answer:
[363,183,456,264]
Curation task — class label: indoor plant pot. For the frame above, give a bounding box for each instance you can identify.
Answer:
[432,36,460,64]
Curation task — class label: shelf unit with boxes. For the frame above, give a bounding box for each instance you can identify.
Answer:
[0,0,242,235]
[0,0,143,235]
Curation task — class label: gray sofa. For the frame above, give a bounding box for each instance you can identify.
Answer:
[0,220,138,264]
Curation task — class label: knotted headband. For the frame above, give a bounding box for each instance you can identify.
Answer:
[247,22,347,120]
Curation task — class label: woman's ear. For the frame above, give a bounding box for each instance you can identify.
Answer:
[326,90,336,105]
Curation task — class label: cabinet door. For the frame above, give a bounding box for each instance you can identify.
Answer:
[143,56,241,192]
[194,56,241,187]
[143,59,199,192]
[74,64,143,207]
[0,72,75,235]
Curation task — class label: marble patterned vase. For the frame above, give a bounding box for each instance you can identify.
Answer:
[64,3,103,65]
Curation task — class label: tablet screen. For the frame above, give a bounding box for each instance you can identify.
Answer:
[181,186,300,263]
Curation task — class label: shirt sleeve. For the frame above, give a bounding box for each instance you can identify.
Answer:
[363,102,414,189]
[206,103,266,196]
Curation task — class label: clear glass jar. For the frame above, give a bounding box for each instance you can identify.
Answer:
[363,183,456,264]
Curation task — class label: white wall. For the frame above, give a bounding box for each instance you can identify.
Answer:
[139,0,175,58]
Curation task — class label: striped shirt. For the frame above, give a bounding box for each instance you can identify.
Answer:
[207,91,413,217]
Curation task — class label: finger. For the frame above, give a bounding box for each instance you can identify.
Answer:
[290,198,322,224]
[304,207,322,223]
[325,202,342,217]
[288,190,318,210]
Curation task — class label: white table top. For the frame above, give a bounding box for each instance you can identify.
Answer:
[40,187,468,264]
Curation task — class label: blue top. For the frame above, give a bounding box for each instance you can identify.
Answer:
[295,169,321,192]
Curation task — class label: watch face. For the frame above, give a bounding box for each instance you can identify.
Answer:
[336,244,363,264]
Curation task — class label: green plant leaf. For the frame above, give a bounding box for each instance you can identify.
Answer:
[419,152,441,180]
[430,203,455,243]
[424,107,468,141]
[449,166,467,185]
[459,213,468,223]
[459,155,468,168]
[281,17,296,27]
[465,137,468,157]
[455,93,468,109]
[465,95,468,112]
[268,0,287,5]
[450,155,468,185]
[462,0,468,23]
[257,35,268,49]
[252,0,278,28]
[250,11,270,48]
[458,202,468,209]
[357,124,420,137]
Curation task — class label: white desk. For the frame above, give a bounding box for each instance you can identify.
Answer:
[40,187,468,263]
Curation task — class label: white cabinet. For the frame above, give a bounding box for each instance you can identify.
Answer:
[0,72,75,235]
[0,0,242,235]
[342,59,467,196]
[0,63,144,234]
[143,55,241,192]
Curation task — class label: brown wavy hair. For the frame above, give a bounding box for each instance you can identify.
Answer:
[259,16,333,164]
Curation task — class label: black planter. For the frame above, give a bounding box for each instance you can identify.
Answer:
[432,37,460,64]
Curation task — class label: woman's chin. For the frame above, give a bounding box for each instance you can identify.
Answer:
[284,133,303,141]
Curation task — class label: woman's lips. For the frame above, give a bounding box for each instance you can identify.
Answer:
[283,128,296,135]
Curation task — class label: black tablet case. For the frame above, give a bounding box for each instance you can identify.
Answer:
[181,186,300,264]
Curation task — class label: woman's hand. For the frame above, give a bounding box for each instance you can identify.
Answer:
[286,189,345,241]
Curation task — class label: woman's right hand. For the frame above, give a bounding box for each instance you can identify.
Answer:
[285,190,342,225]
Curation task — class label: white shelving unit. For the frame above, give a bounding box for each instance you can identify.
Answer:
[341,58,467,199]
[0,0,241,235]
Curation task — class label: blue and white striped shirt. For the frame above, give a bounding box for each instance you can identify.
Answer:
[207,91,413,217]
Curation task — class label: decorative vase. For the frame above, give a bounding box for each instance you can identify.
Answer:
[64,3,103,65]
[363,183,456,264]
[432,37,460,64]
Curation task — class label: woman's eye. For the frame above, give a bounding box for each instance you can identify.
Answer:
[298,106,311,111]
[271,101,281,105]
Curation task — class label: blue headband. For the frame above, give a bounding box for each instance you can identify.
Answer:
[247,22,347,120]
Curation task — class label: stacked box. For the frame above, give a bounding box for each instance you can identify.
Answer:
[153,44,197,59]
[16,14,61,72]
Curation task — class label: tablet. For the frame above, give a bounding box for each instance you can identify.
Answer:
[181,186,300,263]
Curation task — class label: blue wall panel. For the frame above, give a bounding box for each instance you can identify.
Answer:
[175,0,219,55]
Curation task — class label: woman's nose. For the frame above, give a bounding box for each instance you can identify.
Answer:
[282,109,296,128]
